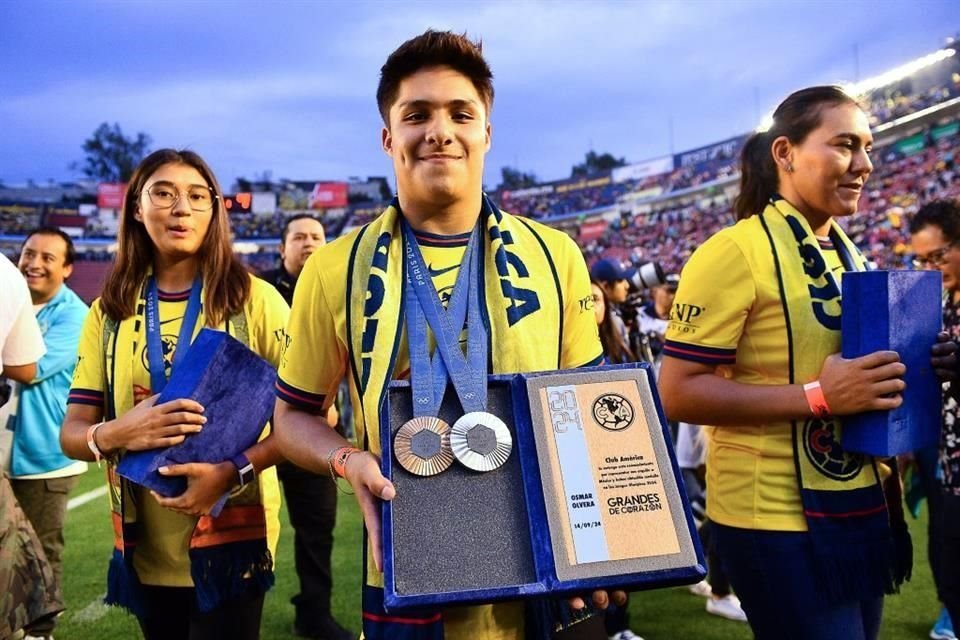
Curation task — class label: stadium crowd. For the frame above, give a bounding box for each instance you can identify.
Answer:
[585,125,960,276]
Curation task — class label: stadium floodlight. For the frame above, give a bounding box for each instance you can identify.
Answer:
[843,47,956,97]
[755,47,956,133]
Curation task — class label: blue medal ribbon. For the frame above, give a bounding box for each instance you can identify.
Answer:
[145,275,203,394]
[402,218,488,418]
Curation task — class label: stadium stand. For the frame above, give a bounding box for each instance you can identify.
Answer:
[0,42,957,304]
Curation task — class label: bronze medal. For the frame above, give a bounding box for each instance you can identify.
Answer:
[394,416,455,476]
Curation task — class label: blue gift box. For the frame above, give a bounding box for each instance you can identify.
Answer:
[116,328,277,516]
[841,270,942,456]
[380,362,705,611]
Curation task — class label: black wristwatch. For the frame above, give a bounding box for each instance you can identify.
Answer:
[230,453,256,487]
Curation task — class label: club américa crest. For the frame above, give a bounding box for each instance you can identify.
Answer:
[592,393,635,432]
[802,418,863,480]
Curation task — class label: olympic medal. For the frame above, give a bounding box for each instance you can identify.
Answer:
[450,411,513,472]
[394,416,454,477]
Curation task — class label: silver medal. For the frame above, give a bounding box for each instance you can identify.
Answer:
[450,411,513,472]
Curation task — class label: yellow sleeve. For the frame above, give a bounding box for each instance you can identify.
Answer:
[275,255,346,414]
[247,277,290,369]
[663,231,755,366]
[557,233,604,369]
[67,299,107,407]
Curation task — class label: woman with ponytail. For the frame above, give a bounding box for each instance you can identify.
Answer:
[59,149,288,639]
[658,87,952,639]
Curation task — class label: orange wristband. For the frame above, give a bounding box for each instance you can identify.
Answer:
[803,381,831,419]
[329,446,362,479]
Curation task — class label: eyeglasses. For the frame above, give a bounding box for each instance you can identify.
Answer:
[912,243,956,269]
[144,183,217,212]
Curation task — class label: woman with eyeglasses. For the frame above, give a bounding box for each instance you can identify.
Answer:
[910,199,960,639]
[658,86,954,640]
[60,149,288,639]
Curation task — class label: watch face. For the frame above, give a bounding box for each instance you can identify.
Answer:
[233,455,255,485]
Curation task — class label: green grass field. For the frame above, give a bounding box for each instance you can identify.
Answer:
[56,468,937,639]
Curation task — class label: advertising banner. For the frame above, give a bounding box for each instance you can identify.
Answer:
[674,135,747,171]
[612,156,674,183]
[309,182,348,209]
[224,192,253,214]
[97,183,126,209]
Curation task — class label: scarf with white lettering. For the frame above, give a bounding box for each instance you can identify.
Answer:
[760,197,909,603]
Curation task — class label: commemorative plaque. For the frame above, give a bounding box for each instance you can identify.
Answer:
[524,368,695,582]
[381,363,704,610]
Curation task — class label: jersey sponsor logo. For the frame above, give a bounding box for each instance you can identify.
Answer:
[488,227,541,326]
[670,303,704,324]
[360,231,392,391]
[785,216,841,331]
[427,263,458,278]
[667,302,705,335]
[802,418,863,480]
[578,294,594,313]
[278,328,292,368]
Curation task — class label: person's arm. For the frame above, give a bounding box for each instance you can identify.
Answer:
[274,396,395,569]
[30,303,86,383]
[659,350,906,425]
[61,394,207,462]
[152,425,288,517]
[3,362,37,383]
[2,284,45,382]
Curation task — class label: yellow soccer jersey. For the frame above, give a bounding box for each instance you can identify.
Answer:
[277,218,600,640]
[70,276,287,586]
[663,224,847,532]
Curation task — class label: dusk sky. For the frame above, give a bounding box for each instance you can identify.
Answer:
[1,0,957,190]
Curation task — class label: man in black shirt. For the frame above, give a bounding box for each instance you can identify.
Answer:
[262,214,350,640]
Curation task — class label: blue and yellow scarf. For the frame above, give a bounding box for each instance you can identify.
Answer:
[759,197,910,603]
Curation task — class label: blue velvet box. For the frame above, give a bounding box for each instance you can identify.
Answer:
[380,362,705,611]
[116,328,277,516]
[841,270,942,456]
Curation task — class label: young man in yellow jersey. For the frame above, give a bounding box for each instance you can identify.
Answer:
[274,29,613,640]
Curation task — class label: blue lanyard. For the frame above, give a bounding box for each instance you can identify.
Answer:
[402,219,488,417]
[145,276,203,394]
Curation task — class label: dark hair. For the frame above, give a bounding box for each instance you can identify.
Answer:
[909,199,960,242]
[592,280,635,365]
[735,86,859,220]
[101,148,250,325]
[22,226,76,266]
[281,213,324,244]
[376,29,494,125]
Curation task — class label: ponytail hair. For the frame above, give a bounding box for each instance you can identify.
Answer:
[734,85,859,220]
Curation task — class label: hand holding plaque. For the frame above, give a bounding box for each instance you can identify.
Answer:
[381,363,705,611]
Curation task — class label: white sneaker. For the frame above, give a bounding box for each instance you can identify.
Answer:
[706,594,748,622]
[609,631,644,640]
[687,579,712,597]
